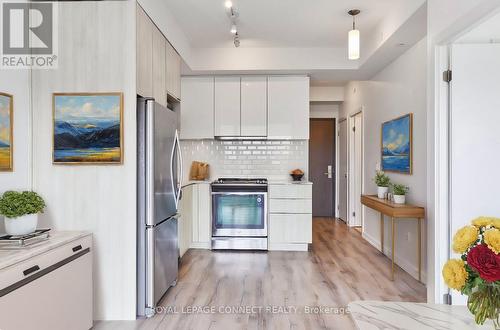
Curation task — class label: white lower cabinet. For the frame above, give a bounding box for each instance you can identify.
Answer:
[0,235,93,330]
[179,183,211,252]
[268,184,312,251]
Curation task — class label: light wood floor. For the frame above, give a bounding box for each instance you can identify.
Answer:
[94,218,426,330]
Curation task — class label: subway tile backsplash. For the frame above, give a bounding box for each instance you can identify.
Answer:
[181,140,308,181]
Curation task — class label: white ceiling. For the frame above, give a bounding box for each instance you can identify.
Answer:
[143,0,427,85]
[457,9,500,43]
[165,0,421,48]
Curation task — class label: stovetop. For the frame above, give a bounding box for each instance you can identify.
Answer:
[212,178,268,185]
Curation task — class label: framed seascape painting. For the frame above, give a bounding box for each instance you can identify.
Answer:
[53,93,123,164]
[381,113,413,174]
[0,93,13,171]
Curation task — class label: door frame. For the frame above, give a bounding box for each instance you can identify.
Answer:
[309,118,337,217]
[338,118,348,222]
[432,5,500,304]
[348,110,363,228]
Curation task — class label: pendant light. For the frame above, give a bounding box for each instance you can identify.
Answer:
[348,9,361,60]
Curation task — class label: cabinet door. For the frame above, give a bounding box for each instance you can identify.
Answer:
[180,77,215,139]
[178,186,193,257]
[268,76,310,139]
[152,27,166,106]
[215,76,241,137]
[166,41,181,100]
[136,4,153,97]
[241,76,267,136]
[197,184,211,244]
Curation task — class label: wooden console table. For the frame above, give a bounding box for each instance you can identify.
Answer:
[361,195,425,281]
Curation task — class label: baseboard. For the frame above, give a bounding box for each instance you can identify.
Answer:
[189,242,211,249]
[268,243,308,252]
[362,232,427,283]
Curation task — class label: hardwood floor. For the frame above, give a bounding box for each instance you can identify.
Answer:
[94,218,426,330]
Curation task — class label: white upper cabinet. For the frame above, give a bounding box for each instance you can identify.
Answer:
[268,76,310,139]
[180,77,215,139]
[214,76,241,137]
[152,26,166,107]
[166,41,181,100]
[136,4,153,97]
[241,77,267,137]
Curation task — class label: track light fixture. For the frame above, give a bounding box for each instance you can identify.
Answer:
[234,32,240,48]
[225,1,241,47]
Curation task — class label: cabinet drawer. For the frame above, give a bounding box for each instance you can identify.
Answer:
[269,184,312,199]
[269,199,311,214]
[269,214,312,244]
[0,236,92,290]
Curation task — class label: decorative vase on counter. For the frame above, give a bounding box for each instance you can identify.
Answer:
[393,195,406,204]
[377,186,389,199]
[4,214,38,236]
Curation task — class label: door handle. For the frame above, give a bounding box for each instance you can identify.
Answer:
[175,129,183,207]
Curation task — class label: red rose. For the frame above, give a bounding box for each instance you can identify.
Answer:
[467,244,500,282]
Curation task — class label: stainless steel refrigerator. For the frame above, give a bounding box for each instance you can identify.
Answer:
[137,97,182,317]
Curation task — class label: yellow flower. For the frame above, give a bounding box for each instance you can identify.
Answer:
[472,216,500,229]
[452,226,479,253]
[484,228,500,254]
[442,259,468,291]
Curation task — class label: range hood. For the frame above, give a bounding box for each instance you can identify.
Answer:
[215,136,268,141]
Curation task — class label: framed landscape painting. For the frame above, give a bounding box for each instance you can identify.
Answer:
[0,93,13,171]
[381,113,413,174]
[53,93,123,164]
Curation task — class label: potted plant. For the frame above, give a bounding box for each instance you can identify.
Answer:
[442,217,500,328]
[391,184,409,204]
[374,171,391,198]
[0,191,46,236]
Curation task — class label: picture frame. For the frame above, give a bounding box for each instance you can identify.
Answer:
[381,113,413,174]
[0,92,13,171]
[52,92,123,165]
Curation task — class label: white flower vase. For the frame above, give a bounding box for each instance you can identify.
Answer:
[393,195,406,204]
[377,186,389,199]
[4,214,38,236]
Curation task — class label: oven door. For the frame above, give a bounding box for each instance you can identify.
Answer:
[212,192,267,237]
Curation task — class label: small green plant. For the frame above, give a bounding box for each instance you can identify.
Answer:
[391,184,409,196]
[0,191,46,219]
[374,171,391,187]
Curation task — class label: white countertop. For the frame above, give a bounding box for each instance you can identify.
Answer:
[268,180,312,185]
[0,231,91,270]
[348,301,492,329]
[182,179,312,187]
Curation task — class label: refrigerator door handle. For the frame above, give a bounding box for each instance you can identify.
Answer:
[175,129,183,205]
[170,131,177,210]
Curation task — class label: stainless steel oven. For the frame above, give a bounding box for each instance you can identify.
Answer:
[211,178,268,250]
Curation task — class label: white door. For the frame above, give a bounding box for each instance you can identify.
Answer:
[215,76,241,137]
[449,44,500,304]
[348,113,363,227]
[338,119,348,222]
[241,76,267,136]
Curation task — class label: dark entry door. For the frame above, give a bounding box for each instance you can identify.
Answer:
[309,119,336,217]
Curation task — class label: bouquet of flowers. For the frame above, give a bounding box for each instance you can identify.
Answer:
[442,217,500,327]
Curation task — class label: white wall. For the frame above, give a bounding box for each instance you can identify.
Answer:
[181,140,308,182]
[0,71,32,232]
[341,38,427,282]
[310,104,339,119]
[30,1,137,320]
